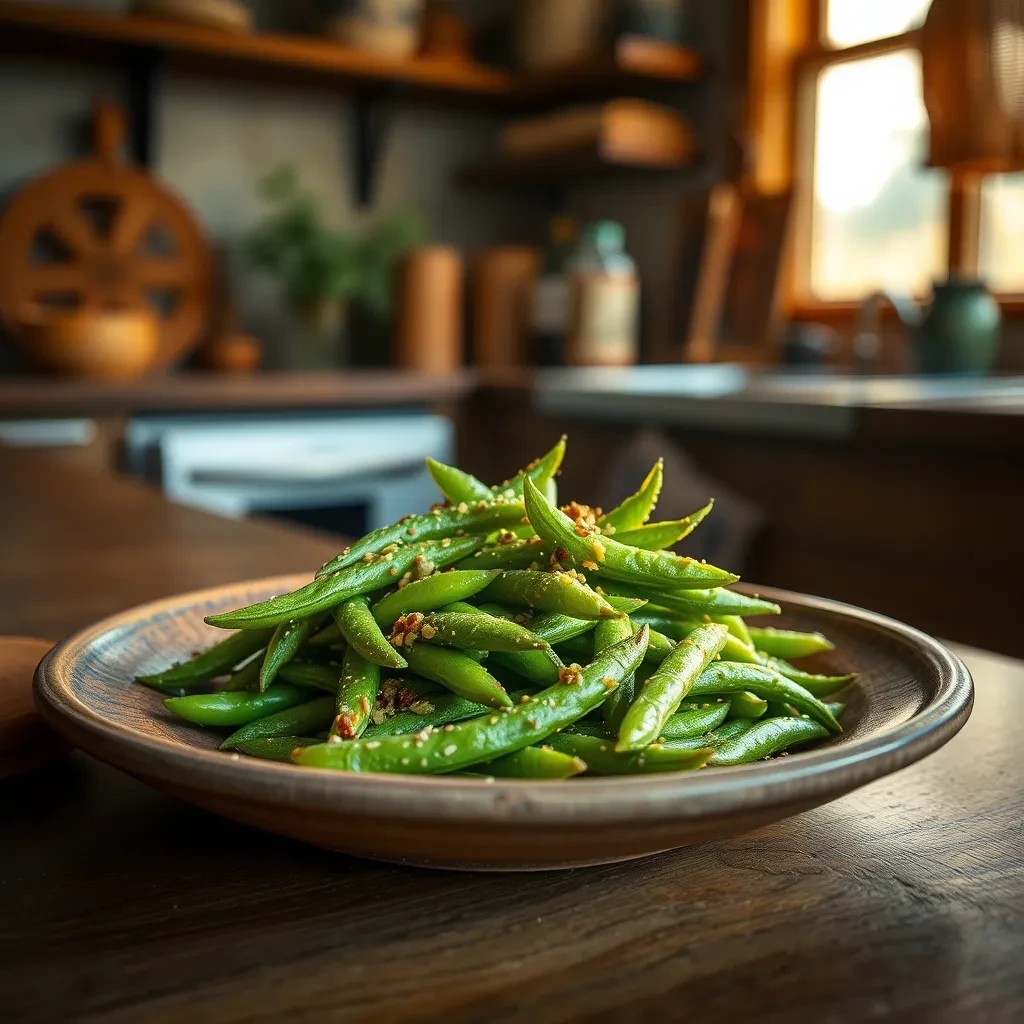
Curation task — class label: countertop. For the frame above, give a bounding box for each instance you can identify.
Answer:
[2,367,1022,448]
[3,446,1023,1022]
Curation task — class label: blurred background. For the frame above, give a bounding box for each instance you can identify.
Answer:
[1,0,1021,655]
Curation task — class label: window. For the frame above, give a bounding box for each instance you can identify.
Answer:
[759,0,1024,310]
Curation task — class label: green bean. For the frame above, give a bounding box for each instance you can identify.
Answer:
[136,628,272,690]
[727,691,769,719]
[632,613,760,664]
[334,597,407,669]
[690,662,842,733]
[426,457,493,504]
[449,602,565,686]
[748,626,834,659]
[206,536,481,629]
[598,460,663,532]
[471,746,587,779]
[762,655,856,697]
[234,736,320,762]
[597,616,636,731]
[260,617,317,691]
[601,581,781,618]
[708,716,831,765]
[221,696,335,750]
[309,622,344,647]
[554,633,596,665]
[611,501,714,550]
[371,569,499,627]
[524,479,737,590]
[293,626,650,773]
[545,733,711,774]
[421,612,549,652]
[278,661,342,694]
[661,719,755,750]
[315,501,522,579]
[402,643,512,709]
[617,623,729,751]
[454,539,548,571]
[362,692,492,738]
[221,655,263,692]
[493,436,566,499]
[165,683,308,727]
[482,569,620,620]
[332,649,381,739]
[715,614,753,647]
[659,701,731,739]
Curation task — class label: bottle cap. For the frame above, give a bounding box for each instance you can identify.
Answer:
[585,220,625,251]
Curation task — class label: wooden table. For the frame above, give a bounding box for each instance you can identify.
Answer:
[3,447,1022,1022]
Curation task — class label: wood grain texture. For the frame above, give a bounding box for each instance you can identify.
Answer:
[33,574,972,868]
[3,643,1020,1022]
[0,369,475,419]
[0,449,1020,1019]
[0,446,340,640]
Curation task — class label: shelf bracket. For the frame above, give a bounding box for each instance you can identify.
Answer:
[124,45,165,168]
[349,86,399,209]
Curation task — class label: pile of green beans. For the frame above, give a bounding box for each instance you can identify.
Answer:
[138,439,853,779]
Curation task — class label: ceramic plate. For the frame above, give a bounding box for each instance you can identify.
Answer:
[34,576,973,870]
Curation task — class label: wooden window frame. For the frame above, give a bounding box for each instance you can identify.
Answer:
[749,0,1024,323]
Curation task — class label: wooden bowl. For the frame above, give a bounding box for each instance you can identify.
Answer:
[34,578,973,871]
[19,309,160,380]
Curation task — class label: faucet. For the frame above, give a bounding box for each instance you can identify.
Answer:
[852,290,921,374]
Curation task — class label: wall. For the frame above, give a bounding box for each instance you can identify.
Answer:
[0,0,543,367]
[0,0,743,369]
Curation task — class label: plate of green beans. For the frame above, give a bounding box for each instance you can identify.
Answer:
[35,439,973,870]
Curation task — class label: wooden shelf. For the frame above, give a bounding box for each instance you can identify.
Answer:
[0,3,704,105]
[0,1,513,100]
[0,370,476,419]
[459,142,698,188]
[512,36,705,106]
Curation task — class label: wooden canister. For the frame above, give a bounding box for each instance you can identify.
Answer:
[394,246,464,373]
[471,246,539,369]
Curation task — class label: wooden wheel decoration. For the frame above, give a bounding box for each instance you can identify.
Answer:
[0,100,212,368]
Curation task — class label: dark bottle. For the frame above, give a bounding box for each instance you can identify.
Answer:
[531,217,578,366]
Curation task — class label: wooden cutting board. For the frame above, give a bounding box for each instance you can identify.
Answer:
[0,99,213,369]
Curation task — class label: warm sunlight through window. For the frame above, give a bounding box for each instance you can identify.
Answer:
[981,174,1024,292]
[810,50,946,299]
[826,0,933,48]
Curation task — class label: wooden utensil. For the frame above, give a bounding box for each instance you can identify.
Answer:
[18,308,160,380]
[34,578,973,870]
[0,99,212,369]
[1,636,64,779]
[394,246,464,373]
[471,246,539,368]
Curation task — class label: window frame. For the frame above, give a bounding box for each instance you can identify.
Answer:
[750,0,1024,322]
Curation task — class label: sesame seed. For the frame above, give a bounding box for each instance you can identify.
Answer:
[443,744,457,756]
[365,741,381,750]
[420,758,429,767]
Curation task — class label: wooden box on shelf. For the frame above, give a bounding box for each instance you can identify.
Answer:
[501,98,694,168]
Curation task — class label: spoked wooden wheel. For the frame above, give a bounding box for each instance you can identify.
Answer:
[0,101,212,367]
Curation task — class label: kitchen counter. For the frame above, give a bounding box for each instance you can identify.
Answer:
[526,366,1024,447]
[2,447,1023,1022]
[0,369,475,419]
[2,367,1022,450]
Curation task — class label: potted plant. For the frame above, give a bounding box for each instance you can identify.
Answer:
[244,165,423,369]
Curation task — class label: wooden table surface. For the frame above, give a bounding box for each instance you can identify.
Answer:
[3,447,1023,1023]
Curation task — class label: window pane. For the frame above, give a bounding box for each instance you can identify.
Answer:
[810,50,947,301]
[826,0,933,48]
[980,174,1024,293]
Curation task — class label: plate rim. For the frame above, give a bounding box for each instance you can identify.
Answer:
[34,576,975,826]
